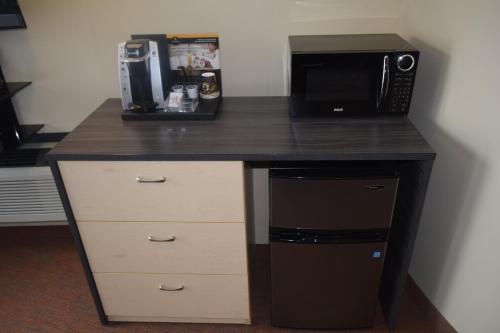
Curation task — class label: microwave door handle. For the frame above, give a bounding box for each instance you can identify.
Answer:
[383,55,390,99]
[378,55,390,111]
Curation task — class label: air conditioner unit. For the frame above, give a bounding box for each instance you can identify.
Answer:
[0,162,66,226]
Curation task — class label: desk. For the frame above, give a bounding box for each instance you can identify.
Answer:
[47,97,435,328]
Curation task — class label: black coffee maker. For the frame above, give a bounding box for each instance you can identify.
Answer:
[118,38,168,112]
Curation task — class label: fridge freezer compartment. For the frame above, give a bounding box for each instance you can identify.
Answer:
[270,169,399,230]
[270,241,387,329]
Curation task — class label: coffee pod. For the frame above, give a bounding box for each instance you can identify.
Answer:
[200,72,220,99]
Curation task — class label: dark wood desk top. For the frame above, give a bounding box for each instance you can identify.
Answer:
[47,97,435,161]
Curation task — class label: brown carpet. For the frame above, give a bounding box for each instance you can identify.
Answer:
[0,226,442,333]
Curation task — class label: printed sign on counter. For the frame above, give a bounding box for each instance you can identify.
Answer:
[167,34,220,70]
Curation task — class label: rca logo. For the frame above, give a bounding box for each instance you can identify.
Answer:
[333,107,344,112]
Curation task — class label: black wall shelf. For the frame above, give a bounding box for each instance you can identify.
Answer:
[0,81,31,102]
[0,148,50,167]
[0,72,42,152]
[0,130,66,167]
[20,124,44,141]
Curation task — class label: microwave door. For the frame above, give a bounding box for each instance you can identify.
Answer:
[291,53,386,116]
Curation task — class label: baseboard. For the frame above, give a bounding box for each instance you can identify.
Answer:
[406,276,457,333]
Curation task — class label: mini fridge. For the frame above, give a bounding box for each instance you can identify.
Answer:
[270,168,399,329]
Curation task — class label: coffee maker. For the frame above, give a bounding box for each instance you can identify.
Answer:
[118,39,167,111]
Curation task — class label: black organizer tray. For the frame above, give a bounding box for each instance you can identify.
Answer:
[121,97,221,121]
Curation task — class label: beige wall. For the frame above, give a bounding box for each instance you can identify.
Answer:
[0,0,402,131]
[402,1,500,332]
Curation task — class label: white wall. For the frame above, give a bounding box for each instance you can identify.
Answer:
[0,0,402,131]
[402,1,500,332]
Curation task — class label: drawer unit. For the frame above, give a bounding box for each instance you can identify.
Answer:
[57,160,250,324]
[59,161,245,222]
[270,170,399,230]
[78,221,248,274]
[94,272,250,323]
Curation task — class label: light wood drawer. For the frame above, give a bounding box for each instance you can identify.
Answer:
[78,221,248,274]
[59,161,245,222]
[94,272,250,323]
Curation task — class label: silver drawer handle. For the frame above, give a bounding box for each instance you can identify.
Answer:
[136,176,166,183]
[159,284,184,291]
[148,235,176,242]
[366,185,385,191]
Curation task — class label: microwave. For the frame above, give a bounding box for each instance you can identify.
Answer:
[289,34,419,117]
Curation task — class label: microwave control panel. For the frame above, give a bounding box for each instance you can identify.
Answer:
[389,53,417,114]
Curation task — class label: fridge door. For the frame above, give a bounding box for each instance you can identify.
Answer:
[271,241,387,329]
[270,170,398,230]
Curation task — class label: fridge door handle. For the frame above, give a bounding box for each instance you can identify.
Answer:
[366,185,385,191]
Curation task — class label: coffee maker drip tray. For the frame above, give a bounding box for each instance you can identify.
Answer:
[121,96,221,121]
